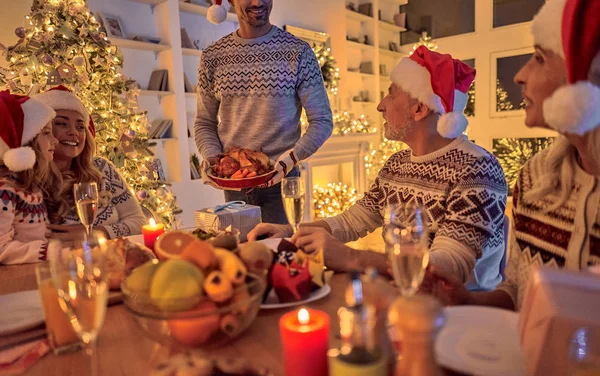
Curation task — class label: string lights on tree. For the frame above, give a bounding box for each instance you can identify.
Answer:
[410,31,438,56]
[313,183,361,219]
[0,0,181,226]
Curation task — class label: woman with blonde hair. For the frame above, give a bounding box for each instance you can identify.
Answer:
[423,0,600,310]
[35,85,145,240]
[0,91,59,264]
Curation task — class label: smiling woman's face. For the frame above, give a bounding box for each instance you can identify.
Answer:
[52,109,87,160]
[513,46,568,129]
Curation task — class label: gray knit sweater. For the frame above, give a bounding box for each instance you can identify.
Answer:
[194,26,333,161]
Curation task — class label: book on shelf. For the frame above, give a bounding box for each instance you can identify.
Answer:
[148,119,173,139]
[152,159,166,181]
[147,69,169,91]
[358,3,373,17]
[184,73,196,93]
[190,154,201,180]
[180,28,195,49]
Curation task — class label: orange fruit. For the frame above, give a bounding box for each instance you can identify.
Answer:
[168,301,220,346]
[154,231,197,261]
[180,239,218,271]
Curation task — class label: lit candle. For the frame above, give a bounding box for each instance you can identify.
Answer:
[279,308,330,376]
[141,218,165,252]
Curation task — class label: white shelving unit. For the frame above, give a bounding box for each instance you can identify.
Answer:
[110,37,171,52]
[139,89,174,97]
[126,0,167,5]
[378,21,406,33]
[182,48,203,57]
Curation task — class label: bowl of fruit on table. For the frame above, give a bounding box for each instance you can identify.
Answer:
[207,147,276,189]
[121,230,273,349]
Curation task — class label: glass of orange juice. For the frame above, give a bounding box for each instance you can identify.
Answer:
[35,262,81,355]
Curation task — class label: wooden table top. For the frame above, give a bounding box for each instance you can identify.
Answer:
[0,263,348,376]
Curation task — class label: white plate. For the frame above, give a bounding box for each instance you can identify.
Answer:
[260,284,331,310]
[0,290,45,336]
[125,234,144,244]
[435,306,526,376]
[257,238,331,309]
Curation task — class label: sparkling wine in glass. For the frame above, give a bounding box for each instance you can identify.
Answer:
[383,203,430,297]
[281,177,305,233]
[51,233,108,376]
[73,182,98,236]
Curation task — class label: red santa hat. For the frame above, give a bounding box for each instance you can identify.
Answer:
[532,0,600,135]
[207,0,228,25]
[389,46,476,138]
[0,91,56,172]
[34,85,95,137]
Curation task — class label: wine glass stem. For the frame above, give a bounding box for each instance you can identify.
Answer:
[85,338,98,376]
[87,225,93,238]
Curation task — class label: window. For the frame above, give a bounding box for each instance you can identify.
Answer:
[493,0,544,28]
[495,53,531,113]
[400,0,474,45]
[462,59,475,117]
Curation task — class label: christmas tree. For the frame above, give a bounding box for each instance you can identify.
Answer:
[0,0,180,227]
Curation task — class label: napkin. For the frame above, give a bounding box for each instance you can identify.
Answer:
[518,266,600,376]
[0,339,49,375]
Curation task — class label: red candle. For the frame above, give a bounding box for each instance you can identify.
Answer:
[142,218,165,251]
[280,308,330,376]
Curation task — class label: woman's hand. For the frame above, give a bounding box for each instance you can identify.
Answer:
[420,265,472,306]
[247,223,294,241]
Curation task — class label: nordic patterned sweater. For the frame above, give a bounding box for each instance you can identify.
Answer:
[0,177,49,264]
[324,136,508,291]
[194,26,333,162]
[62,157,145,239]
[497,148,600,310]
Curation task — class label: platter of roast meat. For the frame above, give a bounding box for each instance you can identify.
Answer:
[207,147,276,189]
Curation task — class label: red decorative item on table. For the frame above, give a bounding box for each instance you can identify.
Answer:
[141,218,165,252]
[271,260,312,303]
[280,308,330,376]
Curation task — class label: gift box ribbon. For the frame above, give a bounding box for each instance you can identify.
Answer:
[207,200,246,213]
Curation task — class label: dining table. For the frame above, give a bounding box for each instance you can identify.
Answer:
[0,263,468,376]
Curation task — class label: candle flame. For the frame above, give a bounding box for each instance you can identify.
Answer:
[298,308,310,325]
[149,218,156,228]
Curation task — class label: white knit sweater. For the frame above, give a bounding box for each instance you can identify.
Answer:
[497,146,600,310]
[324,136,508,291]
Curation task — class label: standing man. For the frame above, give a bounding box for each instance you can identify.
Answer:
[196,0,334,224]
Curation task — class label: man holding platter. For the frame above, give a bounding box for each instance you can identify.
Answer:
[195,0,333,224]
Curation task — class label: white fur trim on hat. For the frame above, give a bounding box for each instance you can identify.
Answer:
[207,4,228,24]
[531,0,566,58]
[436,90,469,138]
[34,90,89,122]
[390,58,445,114]
[542,81,600,135]
[3,146,36,172]
[20,97,56,146]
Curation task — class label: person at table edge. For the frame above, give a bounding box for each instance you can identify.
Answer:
[249,47,508,292]
[195,0,333,224]
[422,0,600,310]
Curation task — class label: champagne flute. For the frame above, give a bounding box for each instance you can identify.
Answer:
[383,203,430,297]
[73,182,99,237]
[281,177,305,233]
[51,233,108,376]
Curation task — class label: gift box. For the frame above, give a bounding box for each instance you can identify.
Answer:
[518,266,600,376]
[195,201,261,242]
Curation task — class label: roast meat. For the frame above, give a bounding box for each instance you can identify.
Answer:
[212,147,272,178]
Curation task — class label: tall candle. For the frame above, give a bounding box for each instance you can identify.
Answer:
[142,218,165,251]
[280,308,330,376]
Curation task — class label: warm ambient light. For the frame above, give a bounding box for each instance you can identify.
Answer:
[298,308,310,325]
[149,218,156,228]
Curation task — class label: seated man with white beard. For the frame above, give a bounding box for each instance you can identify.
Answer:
[249,46,508,291]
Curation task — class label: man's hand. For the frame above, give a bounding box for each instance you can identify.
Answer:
[257,149,299,188]
[247,223,294,241]
[420,265,471,306]
[290,226,353,272]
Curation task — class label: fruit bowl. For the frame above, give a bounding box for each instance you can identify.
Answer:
[121,273,265,350]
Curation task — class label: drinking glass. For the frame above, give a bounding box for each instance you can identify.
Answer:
[383,203,430,297]
[35,262,81,355]
[73,182,99,237]
[281,177,305,233]
[51,232,109,376]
